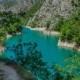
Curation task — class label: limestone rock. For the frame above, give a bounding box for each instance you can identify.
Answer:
[28,0,76,29]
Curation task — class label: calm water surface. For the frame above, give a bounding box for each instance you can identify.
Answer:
[4,27,77,66]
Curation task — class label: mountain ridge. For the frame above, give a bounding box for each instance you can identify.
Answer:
[27,0,79,30]
[0,0,39,13]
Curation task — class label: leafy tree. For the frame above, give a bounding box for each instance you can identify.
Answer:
[60,15,80,44]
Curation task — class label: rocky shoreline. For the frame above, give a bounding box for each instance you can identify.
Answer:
[0,26,80,53]
[58,40,80,52]
[26,26,80,52]
[26,26,60,36]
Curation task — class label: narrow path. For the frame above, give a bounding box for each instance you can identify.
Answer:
[0,62,22,80]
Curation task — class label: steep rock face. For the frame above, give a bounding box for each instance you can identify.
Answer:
[0,62,36,80]
[0,62,22,80]
[0,0,38,13]
[28,0,76,29]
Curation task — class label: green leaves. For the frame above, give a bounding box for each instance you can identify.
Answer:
[0,0,44,44]
[60,15,80,45]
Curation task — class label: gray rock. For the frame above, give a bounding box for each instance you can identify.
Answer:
[28,0,77,29]
[0,0,38,13]
[0,62,22,80]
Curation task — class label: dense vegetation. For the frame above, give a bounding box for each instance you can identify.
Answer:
[54,0,80,48]
[52,52,80,80]
[0,0,44,45]
[59,14,80,48]
[0,12,22,44]
[61,15,80,44]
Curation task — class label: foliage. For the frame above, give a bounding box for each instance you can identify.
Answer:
[71,0,80,7]
[65,54,80,75]
[0,0,44,44]
[52,53,80,80]
[0,11,23,44]
[60,14,80,45]
[64,54,80,80]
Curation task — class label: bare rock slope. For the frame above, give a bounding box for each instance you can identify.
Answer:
[28,0,77,29]
[0,62,22,80]
[0,0,38,13]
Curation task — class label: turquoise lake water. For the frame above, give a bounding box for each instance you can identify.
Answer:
[4,27,77,66]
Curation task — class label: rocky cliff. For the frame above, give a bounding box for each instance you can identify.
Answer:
[0,62,36,80]
[28,0,79,30]
[0,0,39,13]
[0,0,79,29]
